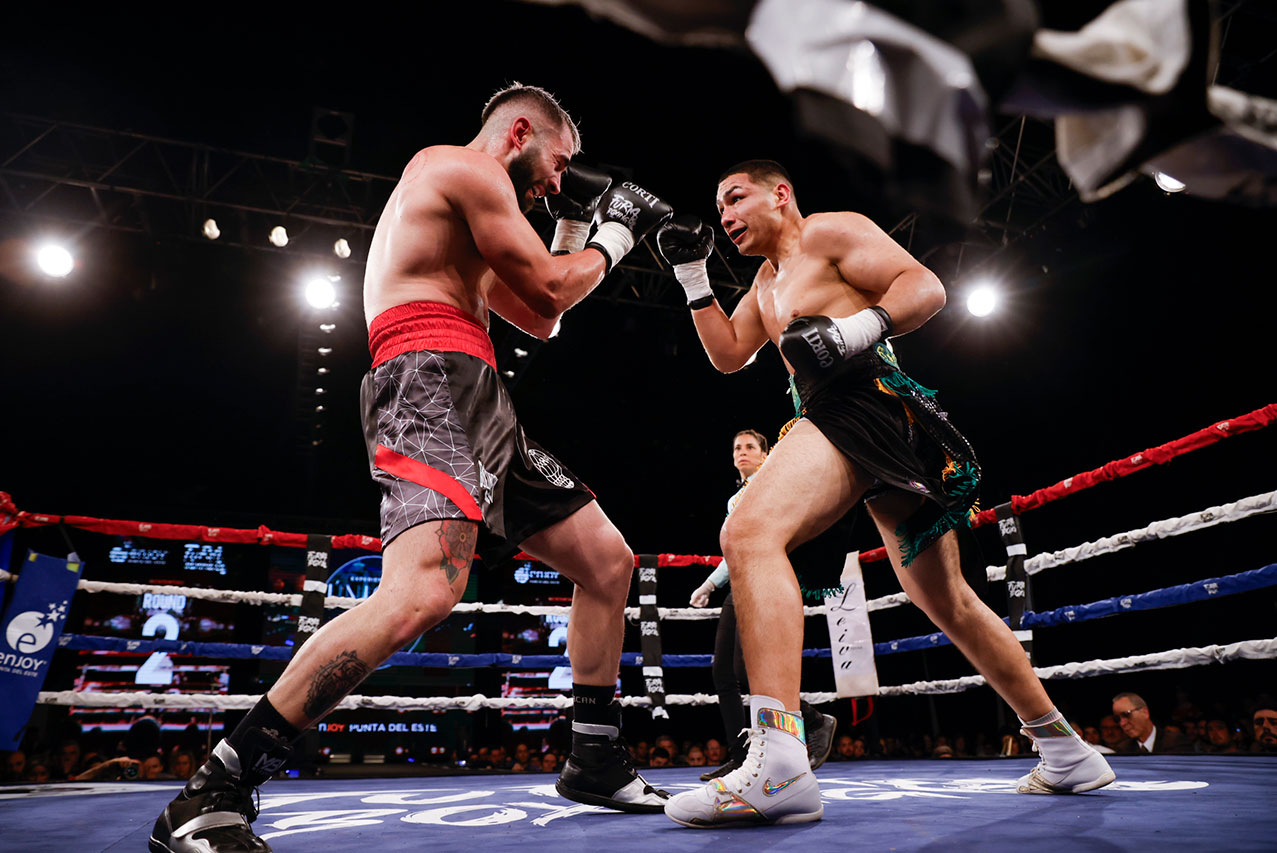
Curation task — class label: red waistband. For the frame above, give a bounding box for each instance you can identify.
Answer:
[368,301,496,370]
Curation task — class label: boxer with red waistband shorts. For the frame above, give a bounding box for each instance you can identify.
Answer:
[150,83,673,853]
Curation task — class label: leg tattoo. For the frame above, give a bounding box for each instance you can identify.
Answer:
[436,520,476,585]
[303,649,370,721]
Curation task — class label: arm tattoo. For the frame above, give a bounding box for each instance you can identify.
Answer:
[303,649,370,721]
[436,520,476,585]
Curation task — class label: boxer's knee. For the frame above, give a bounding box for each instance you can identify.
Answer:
[370,584,456,647]
[720,512,779,570]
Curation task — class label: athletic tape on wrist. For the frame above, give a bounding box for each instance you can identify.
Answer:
[550,219,591,255]
[673,260,712,304]
[585,221,635,273]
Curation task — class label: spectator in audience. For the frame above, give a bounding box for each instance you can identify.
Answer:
[528,754,543,772]
[1082,724,1114,754]
[27,760,52,783]
[1183,717,1207,752]
[648,747,671,768]
[704,738,724,766]
[540,751,559,774]
[1203,719,1240,754]
[55,739,82,780]
[513,743,531,769]
[140,755,170,780]
[168,749,196,780]
[631,740,651,766]
[1099,714,1134,754]
[834,735,855,761]
[655,735,683,766]
[1113,692,1187,754]
[933,745,954,759]
[490,745,509,770]
[686,745,707,767]
[4,750,27,782]
[1251,707,1277,753]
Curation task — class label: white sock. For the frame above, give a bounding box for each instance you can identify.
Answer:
[1020,708,1094,765]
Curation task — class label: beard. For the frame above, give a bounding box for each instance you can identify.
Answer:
[508,145,540,214]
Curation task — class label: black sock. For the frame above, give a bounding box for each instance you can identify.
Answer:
[228,695,302,753]
[572,683,618,729]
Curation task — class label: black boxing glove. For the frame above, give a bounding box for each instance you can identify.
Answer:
[657,214,716,307]
[779,310,890,378]
[586,180,674,272]
[545,163,612,255]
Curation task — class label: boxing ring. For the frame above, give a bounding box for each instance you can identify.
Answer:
[1,405,1275,849]
[1,757,1274,851]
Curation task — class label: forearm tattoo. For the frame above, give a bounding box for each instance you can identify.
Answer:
[437,520,476,585]
[303,649,370,721]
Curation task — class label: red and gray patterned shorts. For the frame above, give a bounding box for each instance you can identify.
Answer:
[361,302,593,550]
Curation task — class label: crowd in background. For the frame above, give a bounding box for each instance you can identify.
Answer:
[5,693,1274,784]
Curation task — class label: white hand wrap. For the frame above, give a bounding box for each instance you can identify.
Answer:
[831,308,889,356]
[550,219,591,255]
[672,259,713,304]
[586,220,635,270]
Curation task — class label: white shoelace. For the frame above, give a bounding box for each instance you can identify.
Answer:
[717,727,766,796]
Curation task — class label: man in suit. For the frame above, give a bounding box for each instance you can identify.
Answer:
[1113,692,1188,754]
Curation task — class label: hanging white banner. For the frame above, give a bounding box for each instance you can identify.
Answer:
[824,551,879,697]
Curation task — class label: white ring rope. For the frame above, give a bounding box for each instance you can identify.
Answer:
[985,489,1277,582]
[36,637,1275,709]
[0,573,912,619]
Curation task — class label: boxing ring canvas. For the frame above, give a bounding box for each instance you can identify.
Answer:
[1,757,1273,851]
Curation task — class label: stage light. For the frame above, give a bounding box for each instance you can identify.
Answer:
[1153,171,1186,193]
[35,244,73,278]
[202,219,221,240]
[305,277,337,309]
[334,238,351,259]
[966,284,998,317]
[269,226,289,247]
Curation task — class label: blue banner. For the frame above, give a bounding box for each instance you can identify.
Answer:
[0,551,82,748]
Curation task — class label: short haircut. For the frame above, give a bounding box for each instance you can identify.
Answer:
[734,428,769,454]
[1113,692,1147,709]
[481,82,580,154]
[718,159,795,192]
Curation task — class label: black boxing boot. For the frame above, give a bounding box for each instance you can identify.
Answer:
[700,728,748,781]
[801,700,838,771]
[149,728,292,852]
[556,697,669,813]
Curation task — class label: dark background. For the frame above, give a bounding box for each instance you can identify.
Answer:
[2,4,1274,748]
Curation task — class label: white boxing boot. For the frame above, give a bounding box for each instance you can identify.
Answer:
[1016,709,1116,794]
[665,695,823,828]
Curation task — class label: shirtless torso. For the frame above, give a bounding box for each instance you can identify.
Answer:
[363,130,601,340]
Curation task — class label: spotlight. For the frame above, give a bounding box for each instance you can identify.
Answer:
[317,367,330,375]
[333,238,352,259]
[966,284,998,318]
[1153,171,1186,193]
[314,387,327,396]
[35,244,73,278]
[202,219,221,240]
[269,226,289,247]
[315,405,326,412]
[305,277,337,309]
